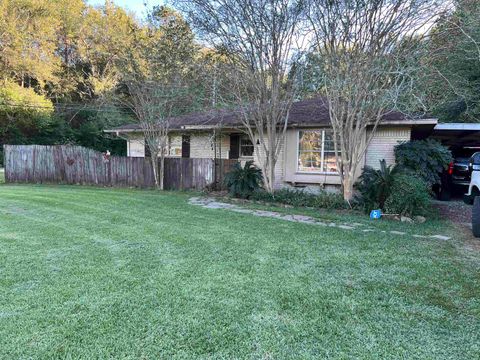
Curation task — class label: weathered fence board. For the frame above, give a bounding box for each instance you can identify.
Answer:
[163,157,215,190]
[3,145,238,190]
[214,159,238,189]
[3,145,155,188]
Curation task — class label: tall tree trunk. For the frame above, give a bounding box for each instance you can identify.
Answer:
[159,155,165,190]
[342,172,354,203]
[151,154,160,190]
[263,165,273,193]
[260,136,278,194]
[269,154,276,193]
[260,158,275,194]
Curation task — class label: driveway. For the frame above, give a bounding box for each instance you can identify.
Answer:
[432,200,472,226]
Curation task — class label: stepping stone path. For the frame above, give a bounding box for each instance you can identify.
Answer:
[189,197,452,241]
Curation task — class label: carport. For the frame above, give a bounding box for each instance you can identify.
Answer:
[427,123,480,148]
[412,122,480,152]
[412,122,480,200]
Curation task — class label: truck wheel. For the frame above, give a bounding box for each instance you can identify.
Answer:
[465,188,479,205]
[464,194,474,205]
[472,197,480,238]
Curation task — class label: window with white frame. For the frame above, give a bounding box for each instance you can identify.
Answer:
[240,135,254,157]
[297,130,340,173]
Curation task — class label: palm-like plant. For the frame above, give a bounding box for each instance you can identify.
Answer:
[224,161,263,198]
[357,159,401,212]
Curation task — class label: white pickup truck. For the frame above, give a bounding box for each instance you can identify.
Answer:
[464,152,480,205]
[464,152,480,237]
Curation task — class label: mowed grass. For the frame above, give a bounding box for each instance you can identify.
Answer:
[0,185,479,359]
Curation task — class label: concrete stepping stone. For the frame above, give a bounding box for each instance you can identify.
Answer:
[205,202,236,209]
[253,210,282,218]
[292,215,314,222]
[430,235,451,241]
[231,208,254,214]
[188,197,449,240]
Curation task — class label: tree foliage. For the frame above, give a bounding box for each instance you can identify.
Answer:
[306,0,448,202]
[0,1,206,159]
[0,0,61,87]
[426,0,480,122]
[394,139,453,186]
[384,174,432,217]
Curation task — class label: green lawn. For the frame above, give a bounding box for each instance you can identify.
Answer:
[0,185,479,359]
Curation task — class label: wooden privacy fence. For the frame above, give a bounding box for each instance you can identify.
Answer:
[163,157,238,190]
[3,145,238,190]
[3,145,155,187]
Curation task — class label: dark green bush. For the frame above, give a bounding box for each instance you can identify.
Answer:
[250,188,348,209]
[357,159,401,213]
[384,174,431,217]
[394,139,452,186]
[224,160,263,198]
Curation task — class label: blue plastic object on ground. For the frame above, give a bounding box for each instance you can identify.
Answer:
[370,209,382,219]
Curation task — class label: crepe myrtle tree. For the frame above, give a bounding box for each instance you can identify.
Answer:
[307,0,449,202]
[123,80,186,190]
[174,0,307,193]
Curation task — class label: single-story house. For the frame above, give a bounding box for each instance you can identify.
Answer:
[105,97,437,191]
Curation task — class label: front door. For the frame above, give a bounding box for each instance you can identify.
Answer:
[229,134,240,159]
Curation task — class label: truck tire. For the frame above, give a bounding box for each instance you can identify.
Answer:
[464,194,474,205]
[472,197,480,238]
[465,187,479,205]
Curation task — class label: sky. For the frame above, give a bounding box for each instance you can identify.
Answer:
[87,0,165,17]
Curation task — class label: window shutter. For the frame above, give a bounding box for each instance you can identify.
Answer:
[229,134,240,159]
[181,135,190,158]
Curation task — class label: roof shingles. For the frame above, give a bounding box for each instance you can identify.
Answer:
[107,97,418,132]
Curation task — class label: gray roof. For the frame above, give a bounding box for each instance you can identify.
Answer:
[106,97,436,133]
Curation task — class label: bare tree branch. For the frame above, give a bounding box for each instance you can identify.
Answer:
[120,80,187,190]
[175,0,306,193]
[307,0,450,201]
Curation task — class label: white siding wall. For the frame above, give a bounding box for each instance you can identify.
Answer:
[127,135,145,157]
[252,134,286,189]
[365,127,411,169]
[189,133,230,159]
[126,132,231,159]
